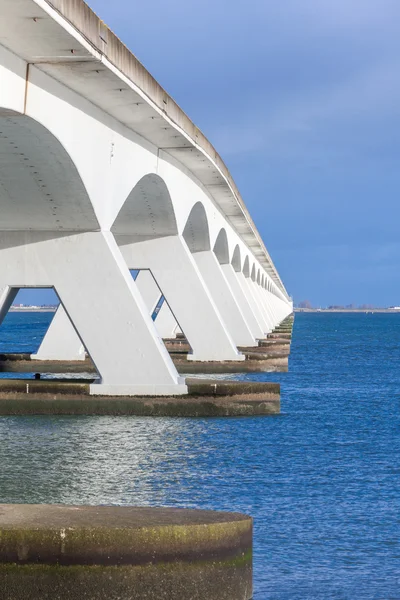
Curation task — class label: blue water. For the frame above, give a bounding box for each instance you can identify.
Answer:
[0,312,399,599]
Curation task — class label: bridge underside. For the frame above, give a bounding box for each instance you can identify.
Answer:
[0,0,292,396]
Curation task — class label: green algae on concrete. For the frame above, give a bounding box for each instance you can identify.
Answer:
[0,504,252,600]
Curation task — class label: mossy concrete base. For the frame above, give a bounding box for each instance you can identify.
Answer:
[0,379,280,416]
[268,332,292,340]
[172,352,288,373]
[0,352,288,374]
[257,342,291,353]
[0,504,252,600]
[238,344,290,356]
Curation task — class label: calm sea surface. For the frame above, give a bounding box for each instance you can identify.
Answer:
[0,312,399,599]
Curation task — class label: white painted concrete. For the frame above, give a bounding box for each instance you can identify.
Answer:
[237,272,269,335]
[32,304,85,361]
[0,286,19,324]
[221,264,264,340]
[155,301,180,338]
[0,231,186,396]
[193,250,255,347]
[251,281,274,330]
[118,235,244,361]
[135,270,161,317]
[0,2,293,394]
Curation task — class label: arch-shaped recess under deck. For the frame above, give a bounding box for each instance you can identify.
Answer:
[251,264,256,282]
[243,256,250,278]
[231,245,242,272]
[257,270,261,284]
[213,228,230,264]
[0,109,98,231]
[182,202,210,253]
[112,173,178,238]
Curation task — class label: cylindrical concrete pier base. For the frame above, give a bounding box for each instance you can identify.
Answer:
[0,505,252,600]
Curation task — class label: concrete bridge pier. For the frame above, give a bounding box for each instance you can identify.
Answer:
[133,270,161,318]
[260,283,278,327]
[154,300,180,338]
[0,286,19,324]
[235,271,268,336]
[271,293,290,323]
[258,280,277,330]
[30,269,171,363]
[220,263,265,340]
[0,504,253,600]
[243,273,272,334]
[193,250,256,347]
[0,231,186,397]
[250,279,274,330]
[32,304,85,362]
[118,236,244,362]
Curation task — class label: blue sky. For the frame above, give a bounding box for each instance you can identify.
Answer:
[18,0,400,307]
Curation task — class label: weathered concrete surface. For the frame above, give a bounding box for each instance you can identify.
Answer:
[0,504,252,600]
[257,343,290,353]
[238,345,290,356]
[163,339,191,354]
[268,332,292,340]
[0,353,288,374]
[0,379,280,416]
[0,355,93,374]
[258,338,290,348]
[172,353,288,374]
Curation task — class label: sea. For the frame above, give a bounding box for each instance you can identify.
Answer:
[0,311,399,599]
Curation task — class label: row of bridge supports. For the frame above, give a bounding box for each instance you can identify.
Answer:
[0,230,291,397]
[28,240,289,365]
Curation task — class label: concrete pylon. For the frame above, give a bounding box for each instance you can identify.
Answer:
[135,272,182,338]
[251,281,274,330]
[0,286,19,323]
[118,235,244,362]
[259,287,276,326]
[247,278,272,333]
[266,290,280,326]
[220,264,264,340]
[259,286,276,328]
[155,301,179,338]
[32,304,85,361]
[236,272,269,335]
[134,270,161,317]
[193,250,256,347]
[34,270,164,361]
[0,231,186,396]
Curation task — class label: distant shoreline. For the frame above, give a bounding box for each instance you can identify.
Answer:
[295,309,400,314]
[9,308,57,313]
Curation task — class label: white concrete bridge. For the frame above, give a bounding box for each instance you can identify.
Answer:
[0,0,292,396]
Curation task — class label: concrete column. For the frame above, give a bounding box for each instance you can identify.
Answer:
[193,251,256,347]
[0,286,19,323]
[260,286,276,328]
[33,269,164,361]
[220,264,264,340]
[260,285,277,329]
[155,301,179,338]
[269,293,286,324]
[135,270,161,317]
[262,289,278,327]
[32,304,85,361]
[118,235,243,361]
[0,231,186,396]
[235,271,267,336]
[250,281,273,330]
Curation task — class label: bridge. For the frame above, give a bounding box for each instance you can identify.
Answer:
[0,0,292,397]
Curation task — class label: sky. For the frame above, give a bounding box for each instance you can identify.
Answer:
[18,0,400,307]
